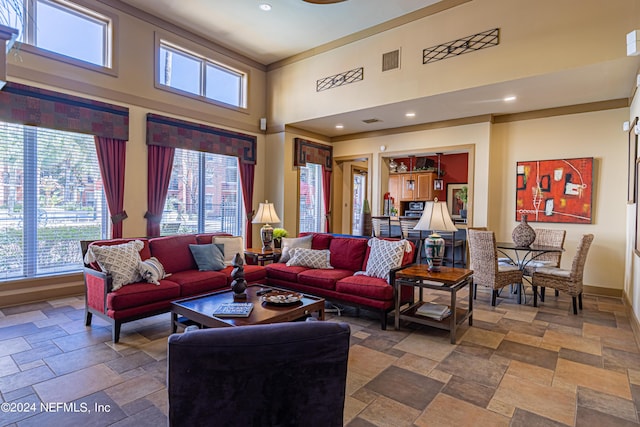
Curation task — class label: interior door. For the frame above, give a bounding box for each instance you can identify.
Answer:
[351,167,367,235]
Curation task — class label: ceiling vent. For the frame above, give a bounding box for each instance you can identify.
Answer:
[382,49,400,72]
[362,118,382,124]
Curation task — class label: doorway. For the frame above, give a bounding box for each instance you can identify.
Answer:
[351,166,367,235]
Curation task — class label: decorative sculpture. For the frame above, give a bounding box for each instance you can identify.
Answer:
[230,253,247,299]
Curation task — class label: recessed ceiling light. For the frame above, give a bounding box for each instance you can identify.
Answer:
[259,3,272,11]
[504,96,517,102]
[405,112,416,117]
[335,124,344,129]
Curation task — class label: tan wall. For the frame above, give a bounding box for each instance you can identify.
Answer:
[491,108,628,289]
[267,0,637,129]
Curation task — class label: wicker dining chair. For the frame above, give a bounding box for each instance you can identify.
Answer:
[523,228,566,301]
[398,216,424,261]
[371,216,392,237]
[467,229,523,306]
[521,229,566,276]
[531,234,594,314]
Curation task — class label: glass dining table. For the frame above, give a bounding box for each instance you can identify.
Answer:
[495,242,565,304]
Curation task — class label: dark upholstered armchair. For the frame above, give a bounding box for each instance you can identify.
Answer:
[167,321,351,427]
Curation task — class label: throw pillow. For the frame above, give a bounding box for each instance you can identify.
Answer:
[280,234,313,263]
[189,244,226,271]
[286,248,333,269]
[87,240,144,291]
[138,257,169,285]
[212,236,244,266]
[364,238,410,283]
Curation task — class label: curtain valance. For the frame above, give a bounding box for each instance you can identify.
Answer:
[0,82,129,140]
[294,138,332,171]
[146,113,256,165]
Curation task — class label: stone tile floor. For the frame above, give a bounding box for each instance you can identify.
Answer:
[0,287,639,426]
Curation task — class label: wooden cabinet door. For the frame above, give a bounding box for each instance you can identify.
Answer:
[400,174,415,200]
[416,172,434,200]
[388,175,401,213]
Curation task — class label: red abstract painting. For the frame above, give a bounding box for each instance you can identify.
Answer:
[515,157,593,224]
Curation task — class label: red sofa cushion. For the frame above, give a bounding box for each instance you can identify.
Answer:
[265,263,309,282]
[107,280,181,311]
[329,237,368,271]
[297,268,354,290]
[300,232,334,250]
[335,275,394,301]
[149,234,198,273]
[220,265,267,284]
[167,270,229,296]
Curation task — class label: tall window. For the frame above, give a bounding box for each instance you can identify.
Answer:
[161,149,244,236]
[0,122,109,281]
[299,163,325,233]
[6,0,113,68]
[159,40,245,108]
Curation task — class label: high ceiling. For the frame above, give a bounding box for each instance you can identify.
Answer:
[117,0,639,138]
[118,0,441,65]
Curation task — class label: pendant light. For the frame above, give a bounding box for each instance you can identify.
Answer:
[407,156,415,191]
[434,153,444,191]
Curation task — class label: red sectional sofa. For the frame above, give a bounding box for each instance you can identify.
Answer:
[265,233,416,329]
[82,233,266,342]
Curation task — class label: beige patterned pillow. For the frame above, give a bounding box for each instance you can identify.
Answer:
[286,248,333,269]
[138,257,169,285]
[364,238,408,283]
[88,240,144,291]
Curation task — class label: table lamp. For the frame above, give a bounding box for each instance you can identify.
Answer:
[413,198,458,271]
[252,200,281,251]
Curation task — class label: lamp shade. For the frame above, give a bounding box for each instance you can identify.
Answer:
[413,198,458,271]
[413,199,458,232]
[252,200,281,224]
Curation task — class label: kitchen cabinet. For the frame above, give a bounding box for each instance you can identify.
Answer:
[388,172,436,215]
[390,171,435,201]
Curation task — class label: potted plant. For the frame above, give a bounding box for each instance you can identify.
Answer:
[272,228,288,248]
[457,186,468,219]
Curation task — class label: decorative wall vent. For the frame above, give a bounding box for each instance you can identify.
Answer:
[382,49,400,72]
[423,28,499,64]
[362,118,382,124]
[316,67,363,92]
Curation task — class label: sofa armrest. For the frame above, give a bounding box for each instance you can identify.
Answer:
[84,267,112,314]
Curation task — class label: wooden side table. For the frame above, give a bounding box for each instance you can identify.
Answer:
[393,265,473,344]
[244,248,281,266]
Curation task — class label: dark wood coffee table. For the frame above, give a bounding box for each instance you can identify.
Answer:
[171,284,325,331]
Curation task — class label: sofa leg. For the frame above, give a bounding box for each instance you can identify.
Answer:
[85,311,93,326]
[112,322,121,343]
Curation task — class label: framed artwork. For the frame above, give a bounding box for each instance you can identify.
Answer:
[434,178,444,191]
[447,183,466,219]
[636,158,640,256]
[629,117,638,204]
[515,157,593,224]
